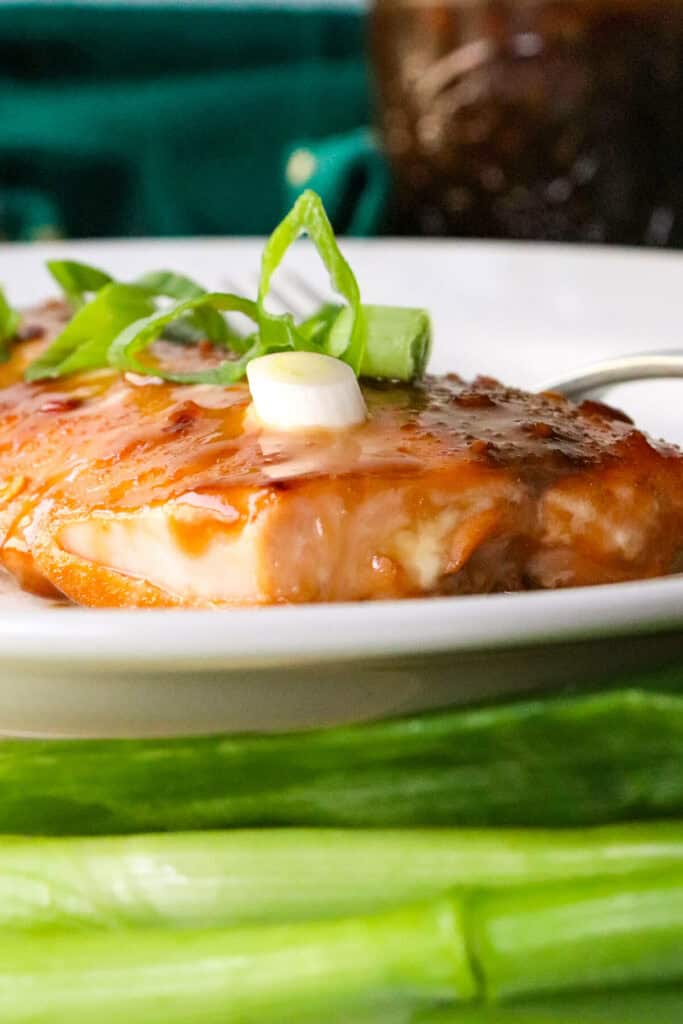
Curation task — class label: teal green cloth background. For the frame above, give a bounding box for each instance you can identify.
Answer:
[0,3,373,239]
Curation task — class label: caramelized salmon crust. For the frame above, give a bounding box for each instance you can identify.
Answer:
[0,301,682,607]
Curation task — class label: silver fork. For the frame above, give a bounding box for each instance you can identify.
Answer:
[223,270,683,402]
[535,351,683,400]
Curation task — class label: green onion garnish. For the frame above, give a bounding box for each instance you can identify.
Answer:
[21,191,431,386]
[108,292,261,385]
[258,189,365,373]
[0,285,21,364]
[46,259,113,309]
[25,283,156,382]
[330,304,432,382]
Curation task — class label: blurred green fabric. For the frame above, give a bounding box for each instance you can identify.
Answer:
[0,3,375,240]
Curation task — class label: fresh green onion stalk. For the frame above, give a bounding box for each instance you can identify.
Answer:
[0,825,682,932]
[1,688,681,836]
[0,899,476,1024]
[415,986,683,1024]
[2,872,683,1020]
[471,870,683,1000]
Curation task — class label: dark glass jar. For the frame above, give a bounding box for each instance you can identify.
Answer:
[371,0,683,244]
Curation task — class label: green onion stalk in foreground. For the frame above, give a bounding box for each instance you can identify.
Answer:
[0,899,475,1024]
[469,870,683,1000]
[2,687,682,835]
[417,987,683,1024]
[0,824,682,932]
[19,191,431,385]
[3,873,683,1021]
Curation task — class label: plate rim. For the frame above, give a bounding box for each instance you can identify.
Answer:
[0,574,682,668]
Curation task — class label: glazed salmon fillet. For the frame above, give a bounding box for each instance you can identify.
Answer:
[1,301,682,608]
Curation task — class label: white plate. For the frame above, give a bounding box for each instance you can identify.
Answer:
[1,237,682,738]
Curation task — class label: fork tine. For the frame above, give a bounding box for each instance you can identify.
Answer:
[270,272,332,321]
[267,279,308,319]
[282,268,331,309]
[221,268,330,328]
[223,272,308,319]
[218,273,260,338]
[221,273,258,299]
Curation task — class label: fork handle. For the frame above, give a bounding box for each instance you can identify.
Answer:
[537,350,683,400]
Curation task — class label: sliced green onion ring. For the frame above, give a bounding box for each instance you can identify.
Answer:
[107,293,261,385]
